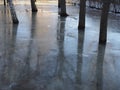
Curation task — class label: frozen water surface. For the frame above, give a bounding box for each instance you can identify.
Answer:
[0,0,120,90]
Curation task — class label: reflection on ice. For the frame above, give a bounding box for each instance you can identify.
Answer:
[0,1,120,90]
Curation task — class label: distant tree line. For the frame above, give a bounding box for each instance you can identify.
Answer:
[87,0,120,13]
[68,0,120,13]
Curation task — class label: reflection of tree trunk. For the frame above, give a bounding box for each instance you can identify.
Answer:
[78,0,86,29]
[11,12,37,90]
[31,0,38,12]
[46,17,66,90]
[56,17,66,78]
[96,44,106,90]
[23,12,37,79]
[31,13,40,76]
[99,1,110,44]
[75,30,84,90]
[12,38,32,89]
[1,10,8,85]
[1,24,18,86]
[20,13,37,81]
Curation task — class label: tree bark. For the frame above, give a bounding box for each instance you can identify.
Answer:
[59,0,68,17]
[99,1,111,44]
[4,0,6,6]
[58,0,60,8]
[78,0,86,30]
[31,0,38,12]
[8,0,19,24]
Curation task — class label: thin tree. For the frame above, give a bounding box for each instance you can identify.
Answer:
[7,0,19,24]
[58,0,60,8]
[78,0,86,29]
[4,0,6,6]
[31,0,38,12]
[99,0,111,44]
[59,0,68,17]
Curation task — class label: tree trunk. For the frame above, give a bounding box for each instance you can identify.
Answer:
[4,0,6,6]
[78,0,86,29]
[31,0,38,12]
[59,0,68,17]
[58,0,60,8]
[8,0,19,24]
[99,1,111,44]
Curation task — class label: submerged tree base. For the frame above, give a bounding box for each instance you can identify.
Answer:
[8,2,19,24]
[13,19,19,24]
[59,13,69,17]
[31,4,38,12]
[32,9,38,12]
[31,0,38,12]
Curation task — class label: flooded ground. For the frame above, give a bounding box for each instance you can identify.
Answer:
[0,0,120,90]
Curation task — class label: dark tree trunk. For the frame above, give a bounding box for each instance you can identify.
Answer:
[78,0,86,30]
[99,1,111,44]
[58,0,60,8]
[4,0,6,6]
[59,0,68,17]
[8,0,19,24]
[31,0,38,12]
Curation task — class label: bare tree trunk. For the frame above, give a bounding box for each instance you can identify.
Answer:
[99,1,111,44]
[4,0,6,6]
[59,0,68,17]
[31,0,38,12]
[78,0,86,29]
[8,0,19,24]
[58,0,60,8]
